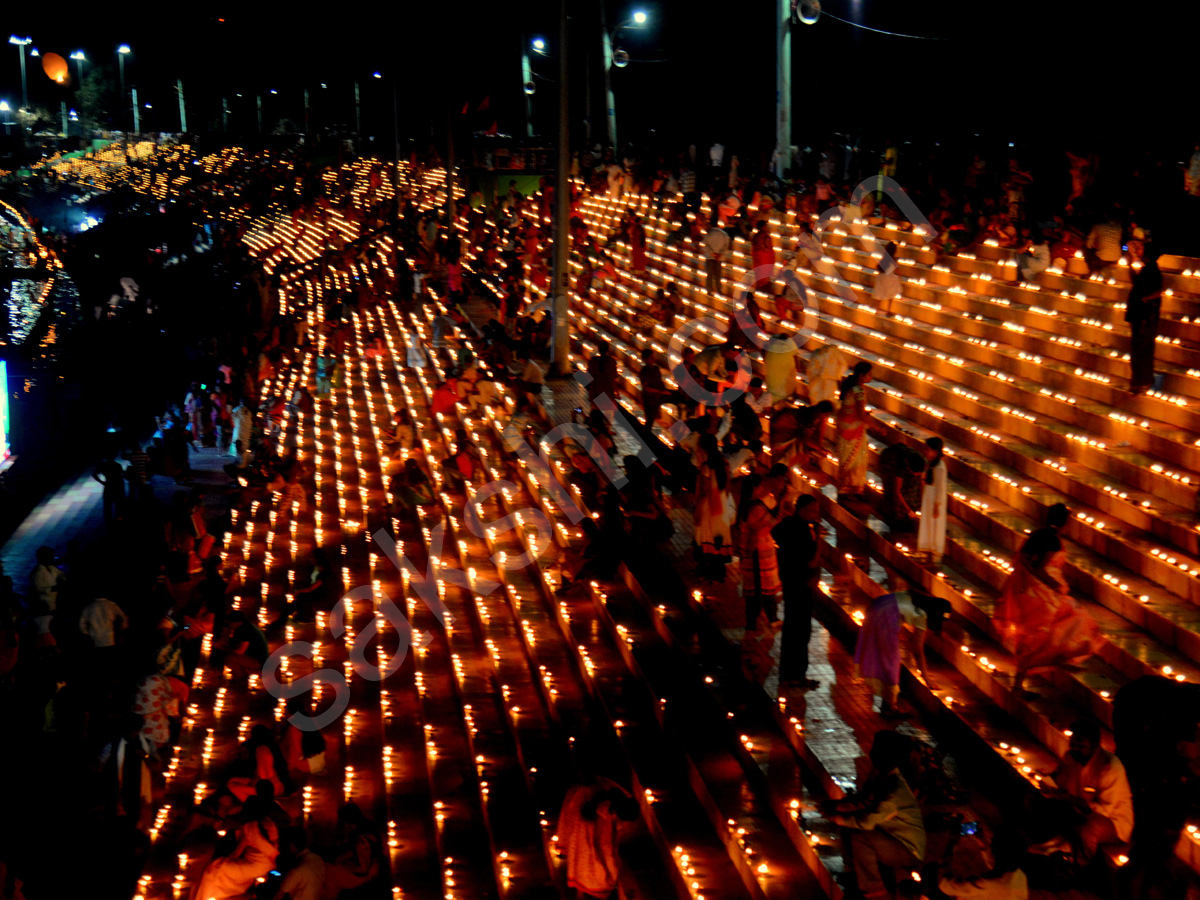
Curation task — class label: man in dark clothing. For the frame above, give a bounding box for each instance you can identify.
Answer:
[773,494,823,689]
[1126,247,1164,394]
[94,456,126,522]
[585,339,619,409]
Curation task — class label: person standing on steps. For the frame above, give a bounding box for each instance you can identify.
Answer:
[703,218,730,296]
[835,362,873,500]
[774,494,823,690]
[585,340,619,412]
[916,437,947,566]
[872,240,902,317]
[1126,246,1163,395]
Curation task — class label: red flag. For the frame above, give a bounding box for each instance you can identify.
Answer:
[477,95,490,112]
[485,120,498,135]
[460,101,469,115]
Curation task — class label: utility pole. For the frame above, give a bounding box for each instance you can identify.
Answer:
[551,0,571,375]
[222,96,229,132]
[775,0,792,179]
[599,0,616,151]
[177,79,187,133]
[132,87,140,134]
[304,88,310,133]
[354,82,361,134]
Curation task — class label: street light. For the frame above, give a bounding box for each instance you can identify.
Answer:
[600,6,650,150]
[8,36,31,111]
[520,36,543,137]
[0,100,10,135]
[117,44,130,96]
[70,50,86,85]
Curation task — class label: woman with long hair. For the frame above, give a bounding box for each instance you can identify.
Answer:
[994,504,1100,696]
[916,437,948,565]
[693,433,733,582]
[835,362,873,499]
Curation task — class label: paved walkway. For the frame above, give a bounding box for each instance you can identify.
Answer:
[0,446,237,588]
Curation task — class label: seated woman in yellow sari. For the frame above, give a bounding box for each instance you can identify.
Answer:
[835,362,873,500]
[994,503,1100,696]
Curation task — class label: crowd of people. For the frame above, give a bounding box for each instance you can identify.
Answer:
[406,136,1198,898]
[0,128,1197,900]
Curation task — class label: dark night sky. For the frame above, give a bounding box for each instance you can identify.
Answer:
[2,2,1192,160]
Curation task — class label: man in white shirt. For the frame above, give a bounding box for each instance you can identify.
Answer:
[826,731,926,900]
[275,827,326,900]
[703,223,731,295]
[79,597,128,648]
[1048,718,1134,861]
[29,546,64,612]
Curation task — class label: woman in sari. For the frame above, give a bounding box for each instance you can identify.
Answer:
[994,503,1100,695]
[629,213,648,275]
[736,471,783,631]
[854,581,930,718]
[835,362,872,499]
[693,434,733,583]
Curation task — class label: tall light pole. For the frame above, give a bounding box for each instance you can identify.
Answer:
[599,7,648,152]
[117,44,131,132]
[0,100,10,135]
[551,0,572,375]
[775,0,792,179]
[70,51,86,85]
[522,37,544,138]
[177,79,187,133]
[8,37,31,112]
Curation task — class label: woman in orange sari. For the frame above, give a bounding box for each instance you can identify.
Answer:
[994,504,1100,695]
[835,362,873,499]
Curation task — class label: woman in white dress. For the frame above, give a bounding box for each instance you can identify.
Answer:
[917,437,948,565]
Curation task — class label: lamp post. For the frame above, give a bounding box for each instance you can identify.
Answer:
[0,100,10,135]
[70,51,86,85]
[599,6,648,152]
[522,36,544,138]
[551,0,571,375]
[775,0,792,179]
[117,45,131,134]
[8,37,31,112]
[117,44,130,95]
